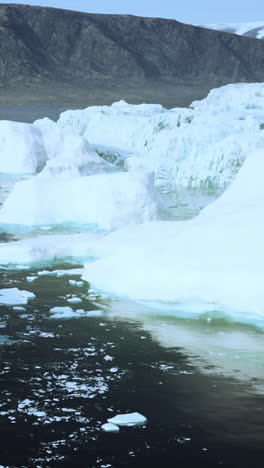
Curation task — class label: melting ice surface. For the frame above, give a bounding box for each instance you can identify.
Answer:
[0,82,264,329]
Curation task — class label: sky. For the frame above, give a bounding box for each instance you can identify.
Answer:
[1,0,263,24]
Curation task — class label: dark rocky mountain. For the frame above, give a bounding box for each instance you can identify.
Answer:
[0,3,264,120]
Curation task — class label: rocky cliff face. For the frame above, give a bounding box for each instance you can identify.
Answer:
[0,4,264,112]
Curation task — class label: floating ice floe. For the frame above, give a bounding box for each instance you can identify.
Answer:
[0,171,159,229]
[0,288,35,305]
[26,276,38,283]
[82,149,264,321]
[67,297,83,304]
[49,307,103,319]
[101,423,120,433]
[0,121,47,174]
[69,280,84,287]
[107,412,147,427]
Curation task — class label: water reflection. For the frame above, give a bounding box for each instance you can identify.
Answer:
[109,299,264,392]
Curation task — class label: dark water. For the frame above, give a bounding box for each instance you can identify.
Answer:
[0,267,264,467]
[0,106,66,124]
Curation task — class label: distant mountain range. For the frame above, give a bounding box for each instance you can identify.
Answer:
[202,22,264,39]
[0,4,264,118]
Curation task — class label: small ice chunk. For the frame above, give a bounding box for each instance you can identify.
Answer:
[26,276,38,283]
[67,297,83,304]
[69,280,84,287]
[12,306,26,311]
[38,270,51,276]
[49,307,102,319]
[107,412,147,427]
[49,306,75,318]
[104,355,113,361]
[101,423,120,433]
[69,280,77,286]
[75,309,103,317]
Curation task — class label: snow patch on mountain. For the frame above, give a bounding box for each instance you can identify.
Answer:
[202,22,264,39]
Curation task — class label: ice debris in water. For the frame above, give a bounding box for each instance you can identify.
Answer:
[0,288,35,305]
[101,423,120,433]
[107,412,148,427]
[49,307,103,319]
[69,280,84,287]
[67,297,83,304]
[26,276,38,283]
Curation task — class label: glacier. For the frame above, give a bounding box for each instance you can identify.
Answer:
[55,84,264,189]
[0,82,264,324]
[1,83,264,188]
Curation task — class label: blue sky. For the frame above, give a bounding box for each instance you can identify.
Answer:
[1,0,263,24]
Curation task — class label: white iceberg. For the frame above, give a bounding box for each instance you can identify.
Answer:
[82,149,264,320]
[0,121,47,174]
[0,171,159,229]
[191,82,264,113]
[107,412,147,427]
[54,85,264,189]
[0,288,35,305]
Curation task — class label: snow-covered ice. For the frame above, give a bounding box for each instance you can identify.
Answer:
[0,288,35,306]
[107,412,147,427]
